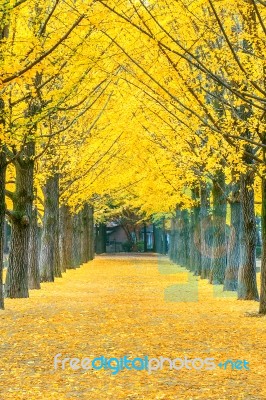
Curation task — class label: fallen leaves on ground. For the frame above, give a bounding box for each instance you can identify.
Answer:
[0,254,265,400]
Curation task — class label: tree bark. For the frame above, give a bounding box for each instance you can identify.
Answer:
[96,222,106,254]
[161,217,167,255]
[174,208,190,267]
[59,204,74,271]
[143,223,147,252]
[81,203,92,263]
[3,218,10,253]
[153,224,161,254]
[224,182,241,291]
[153,220,167,255]
[0,151,6,308]
[237,171,259,300]
[190,187,201,275]
[209,171,227,285]
[169,217,175,261]
[182,209,190,268]
[174,209,182,264]
[200,182,212,279]
[259,175,266,313]
[152,223,157,253]
[6,142,35,298]
[88,205,94,260]
[72,212,82,267]
[39,174,60,281]
[28,207,40,289]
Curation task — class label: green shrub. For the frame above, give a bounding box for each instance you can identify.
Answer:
[122,241,133,252]
[136,241,144,252]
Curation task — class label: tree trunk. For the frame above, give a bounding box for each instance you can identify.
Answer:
[81,203,91,263]
[190,187,201,275]
[184,210,190,268]
[153,224,161,254]
[72,212,82,268]
[88,205,94,260]
[153,223,157,253]
[173,208,190,266]
[153,221,167,255]
[200,183,211,279]
[6,142,35,298]
[161,218,167,254]
[224,182,241,291]
[59,204,74,271]
[143,223,147,252]
[189,209,195,272]
[209,171,227,285]
[258,43,266,311]
[0,151,6,308]
[237,171,259,300]
[259,175,266,313]
[3,218,10,253]
[28,207,40,289]
[169,217,175,261]
[174,209,182,264]
[96,222,106,254]
[39,174,60,281]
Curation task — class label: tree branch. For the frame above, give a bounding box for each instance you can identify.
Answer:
[2,15,84,84]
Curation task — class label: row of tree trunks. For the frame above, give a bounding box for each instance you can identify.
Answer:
[169,177,259,301]
[4,166,94,298]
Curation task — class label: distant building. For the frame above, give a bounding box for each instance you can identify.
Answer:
[106,223,154,252]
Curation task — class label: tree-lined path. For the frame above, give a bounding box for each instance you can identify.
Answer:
[0,254,265,400]
[2,1,266,398]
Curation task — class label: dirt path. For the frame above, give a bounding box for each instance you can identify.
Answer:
[0,254,265,399]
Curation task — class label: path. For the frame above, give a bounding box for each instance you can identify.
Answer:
[0,254,265,399]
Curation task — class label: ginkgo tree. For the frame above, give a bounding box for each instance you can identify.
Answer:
[1,0,266,317]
